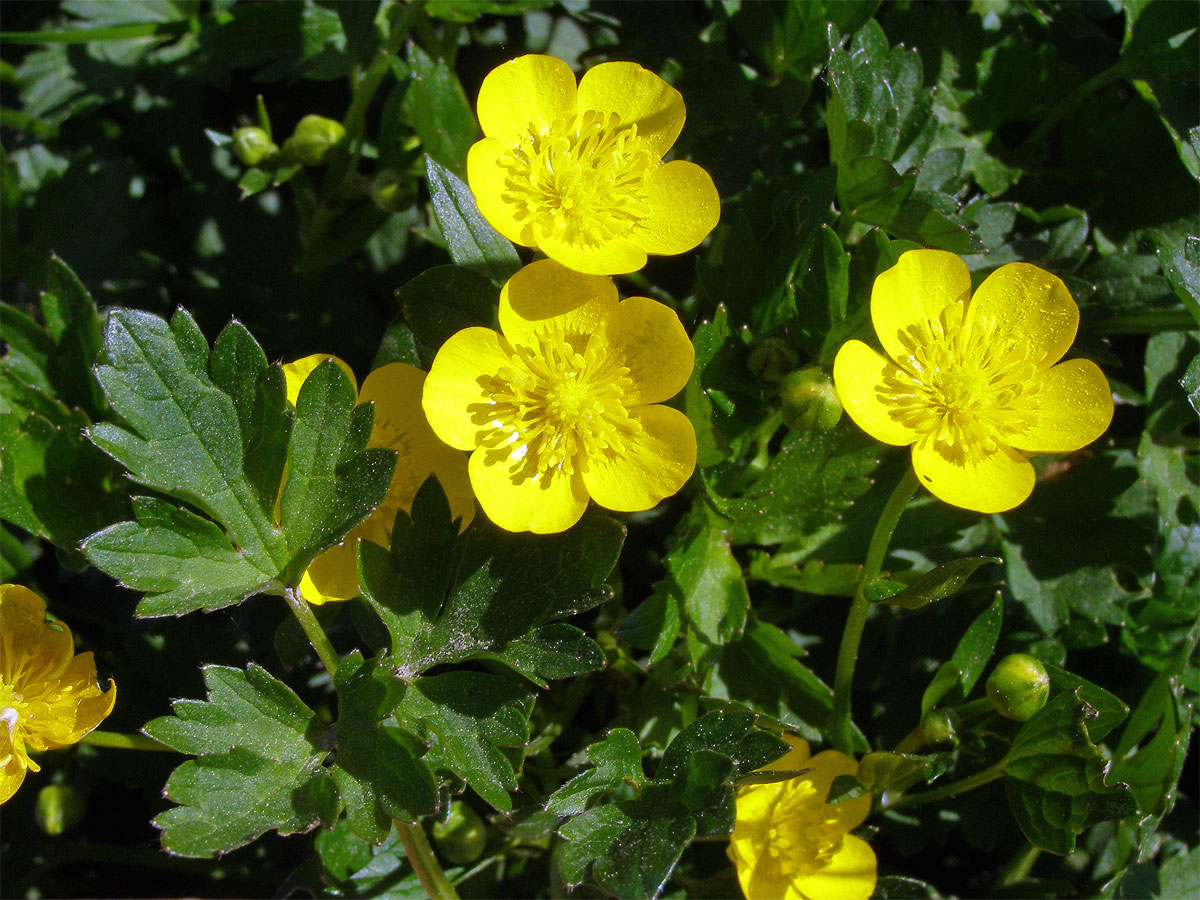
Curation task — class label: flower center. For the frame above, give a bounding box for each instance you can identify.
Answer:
[469,330,641,485]
[499,110,657,248]
[0,676,34,771]
[765,780,845,876]
[880,303,1040,463]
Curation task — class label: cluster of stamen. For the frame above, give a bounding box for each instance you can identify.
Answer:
[469,330,640,486]
[499,110,656,248]
[763,779,845,876]
[879,303,1040,463]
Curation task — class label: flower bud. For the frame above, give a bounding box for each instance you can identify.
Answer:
[371,168,412,213]
[432,800,488,865]
[780,366,843,431]
[36,784,86,835]
[284,114,346,166]
[920,707,959,750]
[987,654,1050,721]
[747,338,798,384]
[231,126,278,167]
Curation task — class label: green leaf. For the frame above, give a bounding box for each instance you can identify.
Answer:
[330,652,438,842]
[617,592,681,665]
[82,310,393,615]
[144,664,339,857]
[403,43,478,176]
[852,751,943,795]
[873,556,1000,611]
[922,591,1003,716]
[791,225,849,358]
[482,623,606,687]
[590,793,696,899]
[396,670,532,812]
[1004,689,1138,855]
[656,710,787,782]
[1045,666,1128,742]
[395,265,497,369]
[545,728,645,817]
[425,156,521,285]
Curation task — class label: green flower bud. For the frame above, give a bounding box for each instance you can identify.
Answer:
[920,707,959,750]
[987,653,1050,721]
[36,784,86,835]
[780,366,843,431]
[371,168,412,213]
[284,114,346,167]
[746,338,798,384]
[231,126,278,167]
[432,800,488,865]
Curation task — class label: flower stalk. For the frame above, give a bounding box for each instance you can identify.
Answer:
[397,818,461,900]
[80,731,172,752]
[831,465,921,754]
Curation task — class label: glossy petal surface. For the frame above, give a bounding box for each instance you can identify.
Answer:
[632,160,721,255]
[1009,359,1115,452]
[793,835,878,900]
[475,54,577,146]
[575,61,685,157]
[912,436,1035,513]
[469,447,589,534]
[423,328,514,451]
[968,262,1078,369]
[605,295,695,404]
[833,340,924,447]
[870,249,972,363]
[581,405,697,512]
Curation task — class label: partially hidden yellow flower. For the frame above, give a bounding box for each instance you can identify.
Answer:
[467,54,720,276]
[282,358,474,604]
[1,584,116,804]
[833,249,1114,513]
[421,259,697,534]
[729,737,876,900]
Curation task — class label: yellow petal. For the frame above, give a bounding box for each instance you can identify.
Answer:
[912,435,1035,513]
[631,160,720,256]
[761,734,811,772]
[604,295,694,404]
[794,834,877,900]
[0,755,26,805]
[1,584,72,686]
[1008,358,1114,453]
[467,138,533,246]
[833,340,923,446]
[539,232,647,276]
[476,54,577,147]
[299,539,361,604]
[423,327,514,451]
[967,262,1079,369]
[44,654,116,747]
[468,446,589,534]
[360,363,434,448]
[576,61,685,158]
[282,354,356,406]
[871,249,972,363]
[581,404,696,512]
[498,259,618,349]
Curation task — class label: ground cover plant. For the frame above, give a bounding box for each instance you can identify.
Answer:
[0,1,1197,898]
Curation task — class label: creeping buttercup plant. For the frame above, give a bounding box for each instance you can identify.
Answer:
[1,2,1196,899]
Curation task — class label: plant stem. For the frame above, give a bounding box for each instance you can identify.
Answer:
[885,759,1007,810]
[80,730,172,751]
[830,466,921,754]
[995,843,1041,889]
[343,1,422,154]
[1020,59,1135,153]
[283,586,341,677]
[396,820,460,899]
[1091,309,1198,334]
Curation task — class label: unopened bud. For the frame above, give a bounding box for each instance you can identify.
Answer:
[747,338,798,384]
[987,654,1050,721]
[284,115,346,166]
[920,708,959,750]
[231,126,278,167]
[780,366,843,431]
[432,800,488,865]
[371,169,412,213]
[36,784,86,835]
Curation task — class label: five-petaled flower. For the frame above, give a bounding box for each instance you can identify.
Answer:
[1,584,116,804]
[467,54,720,276]
[422,259,697,534]
[283,358,474,604]
[729,736,876,900]
[833,249,1113,513]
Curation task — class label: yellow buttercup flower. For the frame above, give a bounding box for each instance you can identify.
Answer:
[0,584,116,804]
[421,259,697,534]
[282,358,474,604]
[833,250,1114,513]
[467,54,720,275]
[729,737,876,900]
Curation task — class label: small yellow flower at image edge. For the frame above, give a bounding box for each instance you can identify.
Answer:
[421,258,697,534]
[833,249,1114,513]
[468,54,721,275]
[0,584,117,804]
[281,357,475,604]
[730,736,876,900]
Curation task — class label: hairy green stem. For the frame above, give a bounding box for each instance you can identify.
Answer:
[1091,309,1198,334]
[283,586,341,676]
[885,760,1007,810]
[81,730,172,752]
[831,466,921,753]
[397,820,460,899]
